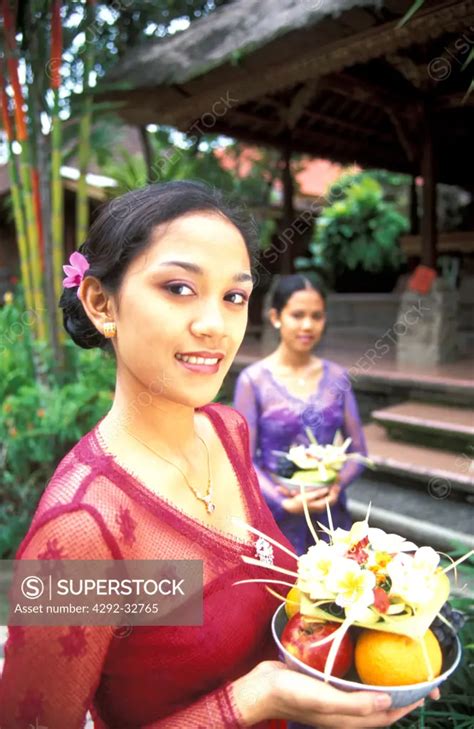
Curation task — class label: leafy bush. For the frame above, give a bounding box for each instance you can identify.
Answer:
[0,293,115,557]
[394,549,474,728]
[297,174,409,285]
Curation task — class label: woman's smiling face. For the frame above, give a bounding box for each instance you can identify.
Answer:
[111,211,253,408]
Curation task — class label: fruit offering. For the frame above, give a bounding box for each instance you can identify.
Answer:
[282,613,353,678]
[234,502,472,683]
[354,628,442,686]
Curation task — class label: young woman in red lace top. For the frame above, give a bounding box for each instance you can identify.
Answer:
[0,182,431,728]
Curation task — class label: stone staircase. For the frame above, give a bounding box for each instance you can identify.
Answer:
[348,400,474,553]
[371,402,474,454]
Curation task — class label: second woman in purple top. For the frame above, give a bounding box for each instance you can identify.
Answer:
[234,274,368,556]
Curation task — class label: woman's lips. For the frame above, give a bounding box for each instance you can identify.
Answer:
[175,357,222,375]
[297,335,315,344]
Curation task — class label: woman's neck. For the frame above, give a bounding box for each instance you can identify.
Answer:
[272,343,316,370]
[103,376,199,458]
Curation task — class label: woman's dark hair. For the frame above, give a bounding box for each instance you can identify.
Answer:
[271,274,327,313]
[59,181,258,350]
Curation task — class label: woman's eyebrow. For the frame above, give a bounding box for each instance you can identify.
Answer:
[156,260,253,283]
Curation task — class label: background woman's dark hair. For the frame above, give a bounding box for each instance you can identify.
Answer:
[271,274,327,313]
[59,181,258,350]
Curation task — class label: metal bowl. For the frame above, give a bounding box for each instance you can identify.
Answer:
[271,603,462,709]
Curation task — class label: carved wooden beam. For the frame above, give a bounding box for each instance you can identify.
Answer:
[386,53,427,90]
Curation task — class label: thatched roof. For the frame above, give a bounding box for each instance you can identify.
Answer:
[104,0,378,89]
[99,0,474,185]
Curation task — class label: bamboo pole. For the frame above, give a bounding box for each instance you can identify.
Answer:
[2,0,47,341]
[75,0,96,248]
[0,61,34,314]
[50,0,65,343]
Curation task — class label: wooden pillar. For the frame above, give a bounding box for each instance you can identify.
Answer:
[280,142,294,275]
[420,109,437,268]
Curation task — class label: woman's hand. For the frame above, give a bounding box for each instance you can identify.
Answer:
[232,661,434,727]
[276,480,341,515]
[278,485,329,514]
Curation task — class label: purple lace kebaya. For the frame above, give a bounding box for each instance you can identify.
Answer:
[234,359,368,555]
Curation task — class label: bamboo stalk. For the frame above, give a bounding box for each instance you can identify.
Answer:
[2,0,47,341]
[0,61,34,314]
[50,0,65,342]
[75,0,96,248]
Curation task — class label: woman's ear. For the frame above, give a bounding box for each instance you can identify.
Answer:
[268,308,281,329]
[79,277,116,335]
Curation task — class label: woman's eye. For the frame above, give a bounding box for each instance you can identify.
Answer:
[166,283,194,296]
[226,292,248,305]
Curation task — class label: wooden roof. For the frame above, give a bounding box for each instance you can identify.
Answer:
[98,0,474,185]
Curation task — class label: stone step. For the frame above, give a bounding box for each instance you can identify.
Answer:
[364,423,474,496]
[347,477,474,553]
[372,401,474,453]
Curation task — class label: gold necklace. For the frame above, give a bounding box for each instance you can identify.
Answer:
[123,428,215,514]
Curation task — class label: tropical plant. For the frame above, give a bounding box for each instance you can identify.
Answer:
[296,173,409,286]
[0,291,116,558]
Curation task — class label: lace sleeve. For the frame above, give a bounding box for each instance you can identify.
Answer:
[338,377,368,491]
[141,681,245,728]
[0,508,114,729]
[234,370,286,521]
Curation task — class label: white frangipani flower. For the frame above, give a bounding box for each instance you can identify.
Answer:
[331,520,368,555]
[413,545,440,573]
[386,552,437,606]
[326,558,376,610]
[297,542,338,598]
[367,528,417,554]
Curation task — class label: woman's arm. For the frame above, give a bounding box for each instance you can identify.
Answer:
[338,376,368,491]
[0,509,114,729]
[141,680,244,728]
[233,370,286,521]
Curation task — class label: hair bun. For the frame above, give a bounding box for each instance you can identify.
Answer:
[59,286,108,350]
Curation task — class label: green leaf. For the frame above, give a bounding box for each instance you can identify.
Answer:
[397,0,425,28]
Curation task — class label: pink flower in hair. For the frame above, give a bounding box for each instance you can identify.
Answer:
[62,252,90,297]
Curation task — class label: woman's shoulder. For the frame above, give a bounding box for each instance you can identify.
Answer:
[323,358,351,383]
[44,423,112,488]
[28,425,122,526]
[237,358,271,384]
[323,359,352,391]
[17,425,127,559]
[202,401,247,430]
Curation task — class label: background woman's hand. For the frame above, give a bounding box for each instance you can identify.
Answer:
[277,485,330,514]
[326,481,341,507]
[233,661,430,728]
[276,481,341,515]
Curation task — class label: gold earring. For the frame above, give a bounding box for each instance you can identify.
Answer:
[103,321,117,338]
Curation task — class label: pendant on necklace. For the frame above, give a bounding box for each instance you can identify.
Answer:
[203,495,216,514]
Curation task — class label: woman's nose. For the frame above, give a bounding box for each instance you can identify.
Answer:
[190,300,226,338]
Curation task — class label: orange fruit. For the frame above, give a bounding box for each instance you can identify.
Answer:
[285,586,301,619]
[355,629,442,686]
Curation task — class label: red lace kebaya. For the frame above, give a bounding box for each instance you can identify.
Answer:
[0,404,294,728]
